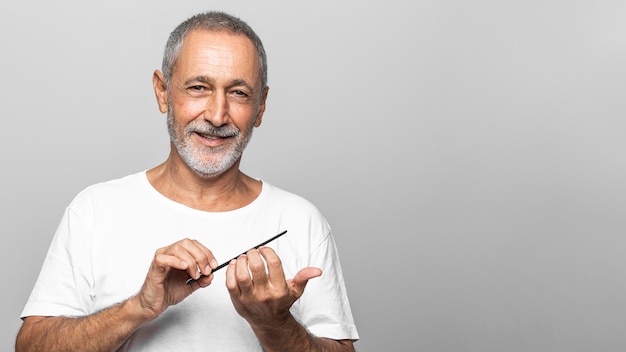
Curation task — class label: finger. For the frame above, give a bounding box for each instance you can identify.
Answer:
[147,252,189,287]
[166,239,218,279]
[193,240,219,275]
[225,259,239,293]
[165,243,202,279]
[234,255,254,294]
[246,249,269,287]
[289,267,322,298]
[154,253,189,272]
[190,272,214,289]
[183,239,219,276]
[257,247,286,286]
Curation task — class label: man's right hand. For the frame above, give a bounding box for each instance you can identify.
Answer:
[17,239,218,352]
[136,238,218,319]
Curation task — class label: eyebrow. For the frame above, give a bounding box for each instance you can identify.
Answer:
[184,76,255,92]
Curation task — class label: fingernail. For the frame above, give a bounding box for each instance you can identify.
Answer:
[210,258,218,269]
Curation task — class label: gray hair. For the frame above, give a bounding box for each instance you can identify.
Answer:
[162,11,268,90]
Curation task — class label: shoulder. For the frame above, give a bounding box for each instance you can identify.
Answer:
[68,171,147,210]
[260,182,322,215]
[258,182,331,238]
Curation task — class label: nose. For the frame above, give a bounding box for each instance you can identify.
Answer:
[203,90,229,126]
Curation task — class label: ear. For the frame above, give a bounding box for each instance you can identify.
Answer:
[254,86,269,128]
[152,70,169,114]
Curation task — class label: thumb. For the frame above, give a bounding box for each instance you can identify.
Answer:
[288,267,322,298]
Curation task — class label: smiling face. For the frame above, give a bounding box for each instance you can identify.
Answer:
[154,29,268,177]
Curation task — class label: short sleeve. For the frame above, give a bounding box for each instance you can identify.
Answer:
[21,206,95,318]
[291,230,359,341]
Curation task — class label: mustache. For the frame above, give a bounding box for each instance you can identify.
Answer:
[167,103,240,138]
[186,121,240,137]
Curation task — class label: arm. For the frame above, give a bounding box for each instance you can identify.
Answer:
[226,247,355,352]
[250,314,355,352]
[16,238,217,352]
[16,297,149,352]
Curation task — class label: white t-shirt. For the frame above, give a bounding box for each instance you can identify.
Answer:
[22,172,359,351]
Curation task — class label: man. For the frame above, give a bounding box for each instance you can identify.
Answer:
[16,11,358,351]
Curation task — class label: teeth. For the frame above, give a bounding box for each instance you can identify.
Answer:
[199,133,220,140]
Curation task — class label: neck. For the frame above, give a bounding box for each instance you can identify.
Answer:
[146,152,261,212]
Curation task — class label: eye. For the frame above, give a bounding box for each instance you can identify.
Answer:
[232,89,248,97]
[189,85,206,91]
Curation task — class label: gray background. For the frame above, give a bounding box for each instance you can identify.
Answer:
[1,1,625,351]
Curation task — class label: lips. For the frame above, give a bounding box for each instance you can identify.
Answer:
[197,132,225,140]
[193,131,238,148]
[187,124,240,147]
[195,132,229,146]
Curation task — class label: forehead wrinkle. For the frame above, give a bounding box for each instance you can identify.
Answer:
[173,31,262,91]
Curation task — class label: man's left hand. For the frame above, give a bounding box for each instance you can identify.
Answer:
[225,246,322,328]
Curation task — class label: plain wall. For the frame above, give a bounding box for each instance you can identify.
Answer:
[2,1,625,351]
